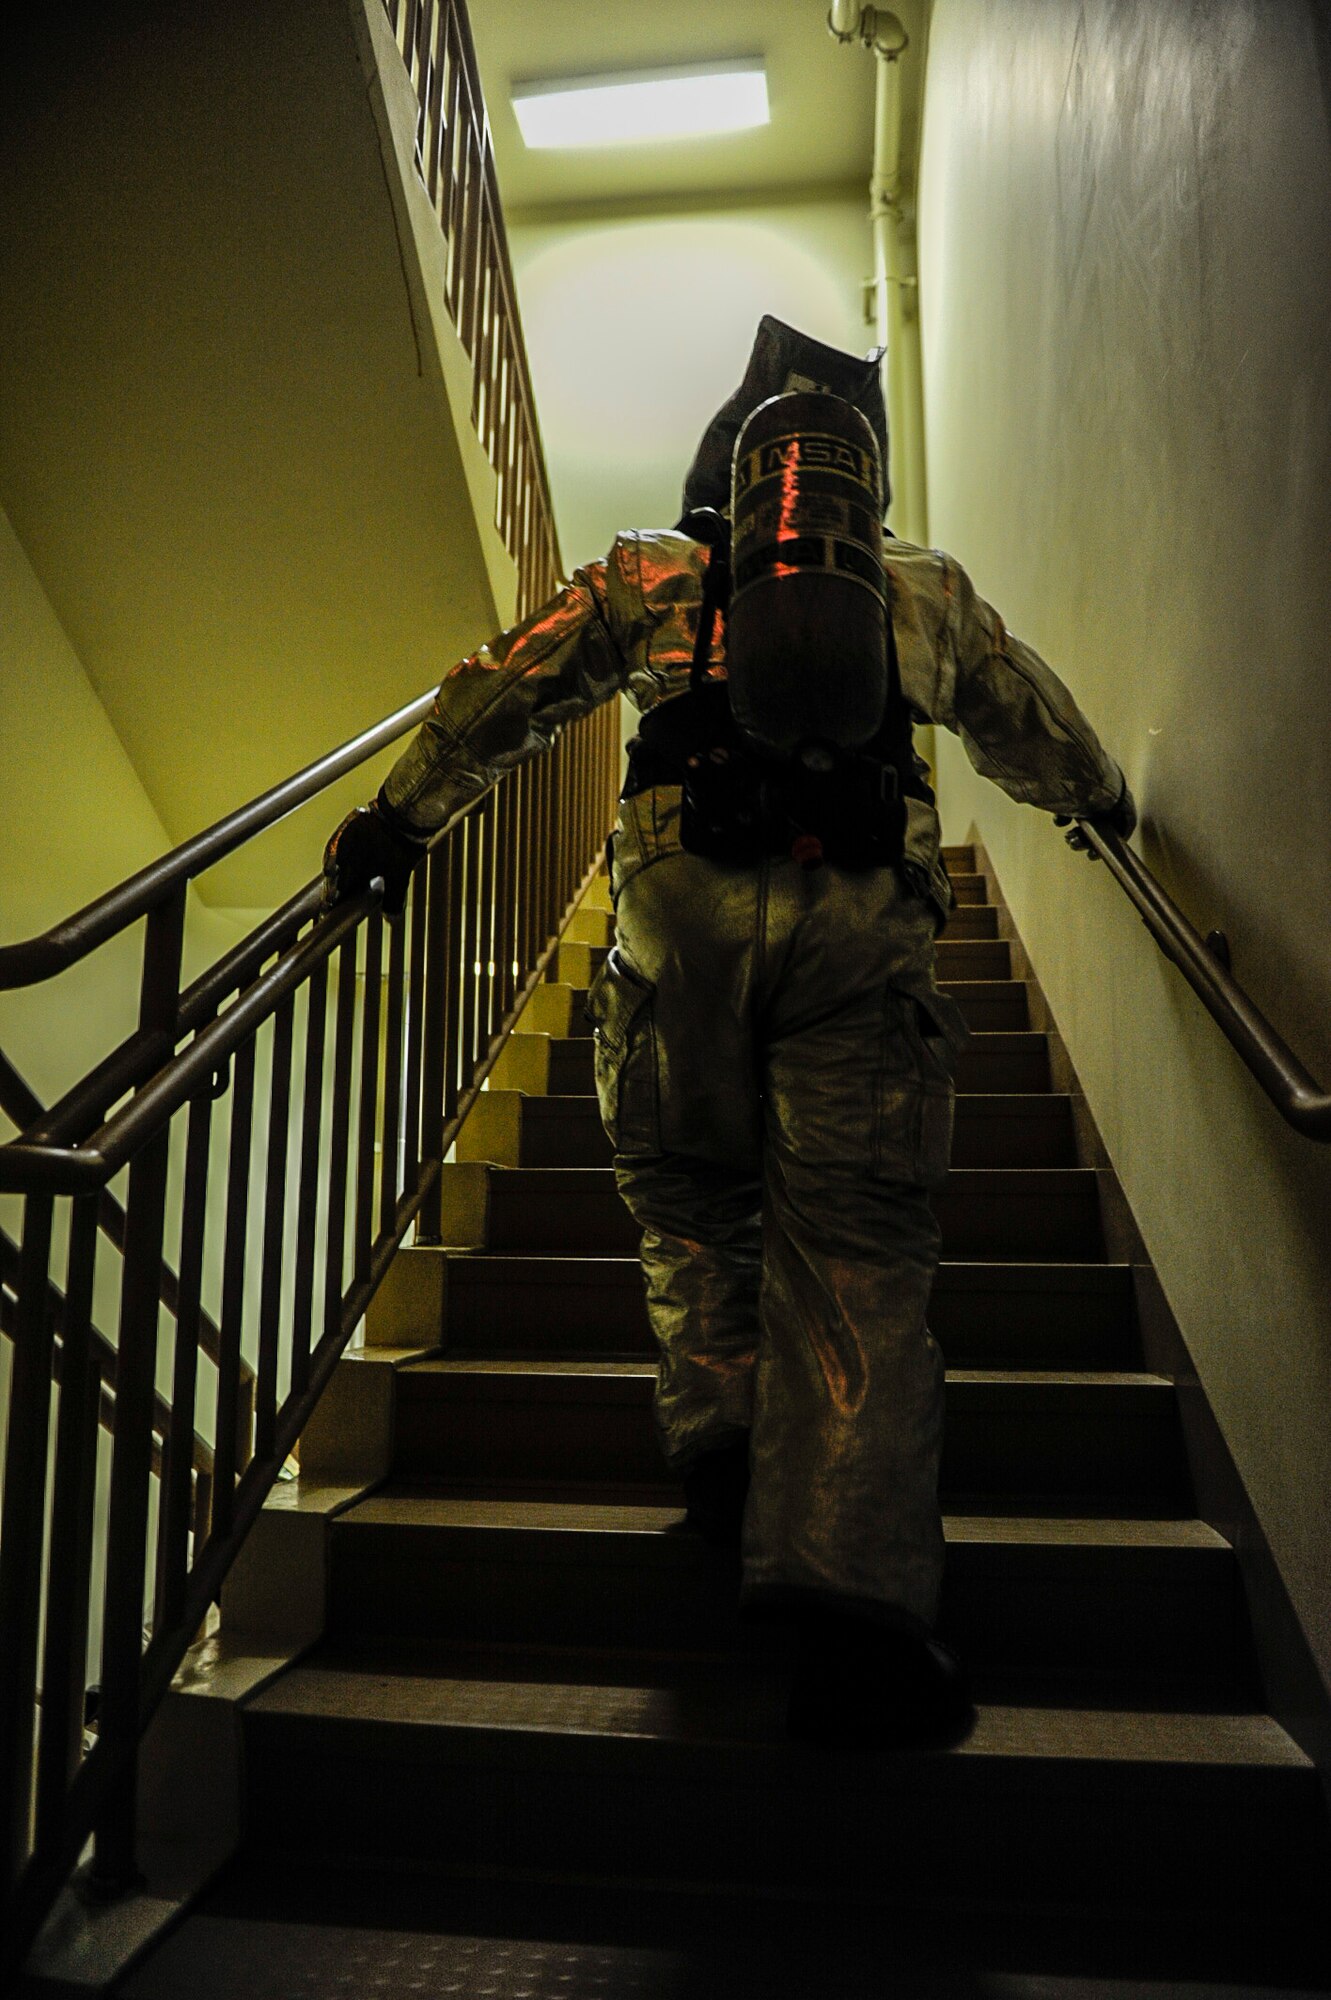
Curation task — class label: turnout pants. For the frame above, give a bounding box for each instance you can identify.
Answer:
[588,790,967,1631]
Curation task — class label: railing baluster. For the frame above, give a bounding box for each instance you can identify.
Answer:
[354,920,383,1289]
[91,887,185,1892]
[322,942,360,1338]
[379,911,407,1246]
[532,754,548,964]
[520,761,537,975]
[402,860,428,1194]
[477,792,497,1046]
[0,1193,56,1890]
[487,768,507,1016]
[210,1037,257,1545]
[458,816,482,1083]
[289,963,328,1401]
[33,1197,101,1862]
[415,840,451,1245]
[254,996,295,1462]
[154,1088,214,1634]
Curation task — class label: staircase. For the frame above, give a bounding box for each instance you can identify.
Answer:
[115,847,1331,1998]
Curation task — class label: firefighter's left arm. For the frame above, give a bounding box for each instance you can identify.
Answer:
[924,553,1131,826]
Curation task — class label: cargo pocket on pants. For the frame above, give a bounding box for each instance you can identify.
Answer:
[585,946,661,1156]
[873,988,962,1189]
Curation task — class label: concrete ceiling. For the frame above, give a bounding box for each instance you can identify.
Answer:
[467,0,885,215]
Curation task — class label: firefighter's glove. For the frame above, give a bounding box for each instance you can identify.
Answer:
[1055,777,1137,861]
[322,796,424,919]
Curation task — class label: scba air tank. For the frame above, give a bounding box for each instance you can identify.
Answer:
[726,390,888,758]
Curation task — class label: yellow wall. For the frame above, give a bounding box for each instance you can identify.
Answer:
[921,0,1331,1691]
[507,195,874,571]
[0,504,242,1113]
[0,0,507,913]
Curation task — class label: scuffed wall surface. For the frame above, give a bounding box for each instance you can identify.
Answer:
[921,0,1331,1693]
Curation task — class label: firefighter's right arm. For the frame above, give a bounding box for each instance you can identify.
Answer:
[322,559,626,912]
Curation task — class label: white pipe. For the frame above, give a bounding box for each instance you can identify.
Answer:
[870,34,928,546]
[828,7,929,546]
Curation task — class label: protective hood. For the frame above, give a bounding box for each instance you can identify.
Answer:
[681,315,889,520]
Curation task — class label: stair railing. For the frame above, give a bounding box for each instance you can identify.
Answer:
[0,690,622,1979]
[1,1050,253,1513]
[1073,820,1331,1139]
[0,1222,217,1550]
[382,0,559,616]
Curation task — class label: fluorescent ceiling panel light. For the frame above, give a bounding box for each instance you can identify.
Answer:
[512,60,769,150]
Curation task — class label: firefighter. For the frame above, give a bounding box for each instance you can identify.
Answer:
[324,317,1135,1749]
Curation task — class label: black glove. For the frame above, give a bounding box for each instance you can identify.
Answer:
[1055,776,1137,860]
[322,794,425,918]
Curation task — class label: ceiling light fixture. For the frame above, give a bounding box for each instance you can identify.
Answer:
[512,59,769,151]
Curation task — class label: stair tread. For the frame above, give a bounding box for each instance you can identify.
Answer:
[406,1359,1168,1389]
[477,1164,1096,1183]
[248,1661,1305,1770]
[446,1255,1132,1284]
[487,1090,1070,1113]
[339,1490,1227,1550]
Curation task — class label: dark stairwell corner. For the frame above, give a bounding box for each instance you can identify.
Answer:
[100,848,1331,2000]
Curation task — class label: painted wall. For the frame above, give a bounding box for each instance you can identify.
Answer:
[0,504,242,1114]
[507,196,874,572]
[0,0,508,912]
[920,1,1331,1692]
[0,501,247,1644]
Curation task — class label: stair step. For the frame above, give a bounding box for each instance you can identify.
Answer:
[449,1165,1102,1260]
[944,871,988,905]
[555,939,608,986]
[558,904,995,946]
[518,981,594,1038]
[394,1363,1184,1503]
[552,1036,597,1094]
[923,1094,1084,1170]
[942,844,975,870]
[934,937,1010,979]
[563,906,614,947]
[325,1496,1251,1697]
[557,935,1014,988]
[443,1256,1139,1368]
[494,1030,1054,1099]
[105,1853,1331,1997]
[458,1091,1075,1170]
[938,905,998,939]
[955,1033,1050,1094]
[243,1654,1323,1919]
[938,978,1029,1031]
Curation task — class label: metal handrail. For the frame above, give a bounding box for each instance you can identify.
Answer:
[0,891,367,1193]
[0,690,436,991]
[1077,819,1331,1140]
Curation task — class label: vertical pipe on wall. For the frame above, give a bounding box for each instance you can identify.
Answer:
[829,7,929,549]
[872,45,926,548]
